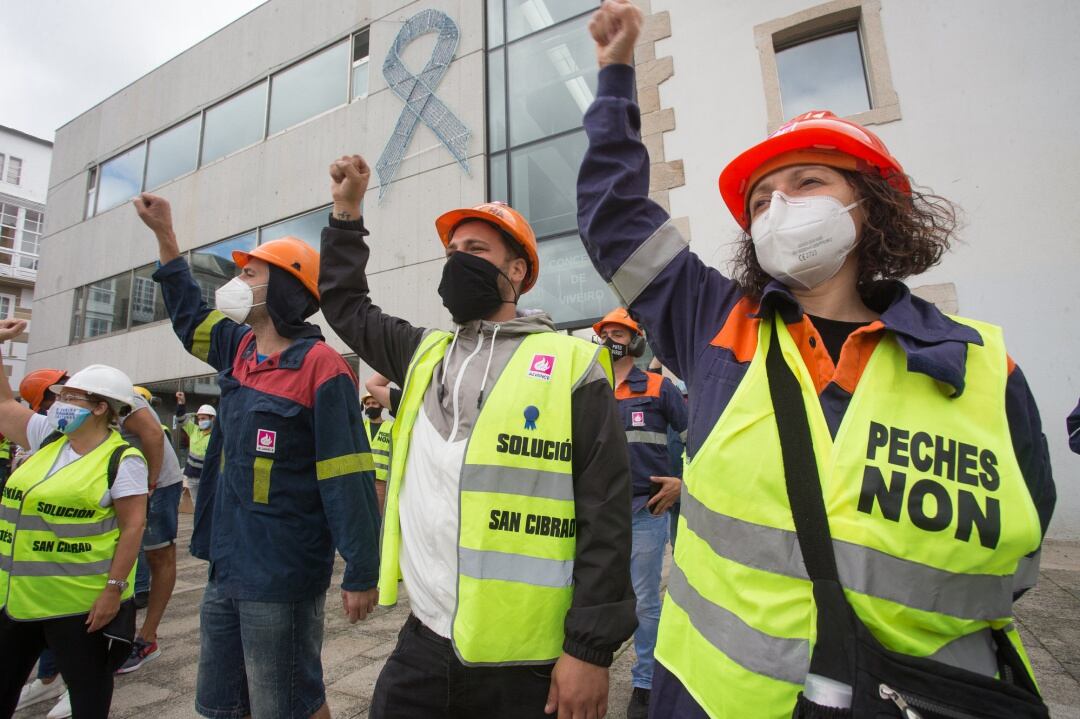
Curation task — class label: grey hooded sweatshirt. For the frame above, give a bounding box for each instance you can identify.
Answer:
[319,216,636,667]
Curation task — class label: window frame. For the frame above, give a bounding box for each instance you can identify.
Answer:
[4,157,22,185]
[754,0,900,131]
[350,27,372,101]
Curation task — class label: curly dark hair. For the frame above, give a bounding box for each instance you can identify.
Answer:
[731,170,959,299]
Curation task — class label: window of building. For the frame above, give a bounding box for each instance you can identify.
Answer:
[0,294,12,320]
[755,0,899,129]
[130,264,169,327]
[20,209,42,270]
[85,166,99,219]
[190,232,257,304]
[352,28,371,100]
[200,81,268,166]
[0,155,4,179]
[0,203,17,266]
[145,115,200,190]
[268,41,349,135]
[487,3,614,327]
[96,143,147,214]
[260,206,329,252]
[83,272,132,338]
[5,157,22,185]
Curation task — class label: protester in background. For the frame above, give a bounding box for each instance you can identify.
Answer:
[594,307,686,719]
[174,391,215,506]
[364,372,401,416]
[361,392,393,513]
[578,2,1055,716]
[116,388,185,674]
[0,324,147,719]
[320,153,635,719]
[135,192,380,719]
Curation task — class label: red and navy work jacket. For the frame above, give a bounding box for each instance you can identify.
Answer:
[153,257,380,602]
[616,365,687,512]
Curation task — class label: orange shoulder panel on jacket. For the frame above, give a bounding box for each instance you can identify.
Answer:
[709,296,761,363]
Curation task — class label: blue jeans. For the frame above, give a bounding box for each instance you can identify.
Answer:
[195,579,327,719]
[630,506,669,689]
[135,551,150,595]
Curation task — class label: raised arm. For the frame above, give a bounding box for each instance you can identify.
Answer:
[318,155,425,385]
[0,320,35,449]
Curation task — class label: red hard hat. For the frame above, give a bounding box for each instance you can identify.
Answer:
[718,110,910,229]
[593,307,642,337]
[20,368,69,411]
[233,237,321,301]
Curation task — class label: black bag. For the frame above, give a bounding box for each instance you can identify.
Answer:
[763,320,1048,719]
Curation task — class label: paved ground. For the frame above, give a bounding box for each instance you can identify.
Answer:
[15,512,1080,718]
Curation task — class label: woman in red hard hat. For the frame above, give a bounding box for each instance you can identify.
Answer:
[577,3,1054,717]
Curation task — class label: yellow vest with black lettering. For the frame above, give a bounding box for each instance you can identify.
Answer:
[656,315,1042,717]
[378,329,612,665]
[363,417,394,482]
[0,431,141,619]
[0,439,11,461]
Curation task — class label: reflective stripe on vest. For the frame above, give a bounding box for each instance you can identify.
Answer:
[655,315,1042,717]
[378,329,611,665]
[0,431,141,619]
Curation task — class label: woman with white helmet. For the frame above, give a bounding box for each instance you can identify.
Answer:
[0,319,148,719]
[173,391,216,506]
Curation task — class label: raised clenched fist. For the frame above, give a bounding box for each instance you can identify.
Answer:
[589,0,643,68]
[329,155,371,221]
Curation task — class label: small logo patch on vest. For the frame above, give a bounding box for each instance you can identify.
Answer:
[632,411,645,427]
[527,354,555,380]
[256,429,277,454]
[524,405,540,430]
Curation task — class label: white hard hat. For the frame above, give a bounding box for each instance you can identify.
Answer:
[197,404,217,417]
[51,364,136,411]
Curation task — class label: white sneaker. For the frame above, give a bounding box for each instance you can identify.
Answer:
[16,677,66,710]
[46,691,72,719]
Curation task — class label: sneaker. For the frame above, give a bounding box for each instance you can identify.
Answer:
[16,677,66,710]
[116,637,161,674]
[134,591,150,609]
[46,691,72,719]
[626,687,650,719]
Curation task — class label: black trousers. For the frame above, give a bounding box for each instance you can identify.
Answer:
[370,614,555,719]
[0,609,122,719]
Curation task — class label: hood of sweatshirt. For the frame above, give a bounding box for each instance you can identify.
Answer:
[422,310,556,442]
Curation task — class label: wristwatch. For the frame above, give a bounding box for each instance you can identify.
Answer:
[106,578,128,591]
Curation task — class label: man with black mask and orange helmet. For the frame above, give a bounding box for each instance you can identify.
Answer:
[133,192,381,719]
[319,154,635,719]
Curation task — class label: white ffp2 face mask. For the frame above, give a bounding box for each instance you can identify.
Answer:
[750,192,861,291]
[214,277,267,324]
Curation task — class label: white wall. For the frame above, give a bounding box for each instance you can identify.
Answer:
[0,128,52,204]
[653,0,1080,538]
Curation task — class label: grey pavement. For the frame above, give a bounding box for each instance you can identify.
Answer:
[14,513,1080,718]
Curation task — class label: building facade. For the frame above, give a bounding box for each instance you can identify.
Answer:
[33,0,1080,537]
[0,125,48,391]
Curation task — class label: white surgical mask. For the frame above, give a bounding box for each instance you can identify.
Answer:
[214,278,267,324]
[198,419,213,430]
[750,192,861,290]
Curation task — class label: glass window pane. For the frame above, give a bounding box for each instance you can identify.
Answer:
[145,116,200,189]
[71,287,85,342]
[5,157,22,185]
[261,206,329,252]
[506,0,595,41]
[268,41,348,135]
[507,14,597,146]
[487,49,507,152]
[489,153,508,203]
[522,234,618,326]
[130,264,170,327]
[190,232,257,307]
[352,57,370,100]
[487,0,505,47]
[86,167,98,218]
[96,144,146,214]
[776,30,870,120]
[509,129,586,238]
[201,82,267,166]
[83,272,131,337]
[353,28,370,62]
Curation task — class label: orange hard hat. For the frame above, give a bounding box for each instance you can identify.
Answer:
[718,110,910,229]
[20,368,69,411]
[435,202,540,293]
[233,237,321,300]
[593,307,642,337]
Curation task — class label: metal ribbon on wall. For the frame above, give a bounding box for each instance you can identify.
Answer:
[376,8,471,201]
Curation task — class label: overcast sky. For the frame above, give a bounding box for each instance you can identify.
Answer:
[1,0,267,141]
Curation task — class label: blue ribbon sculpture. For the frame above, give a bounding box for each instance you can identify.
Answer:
[376,8,471,200]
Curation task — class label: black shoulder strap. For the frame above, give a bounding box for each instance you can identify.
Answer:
[107,444,131,489]
[40,430,64,450]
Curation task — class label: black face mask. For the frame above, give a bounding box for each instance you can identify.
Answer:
[602,338,629,361]
[365,406,382,420]
[438,251,517,324]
